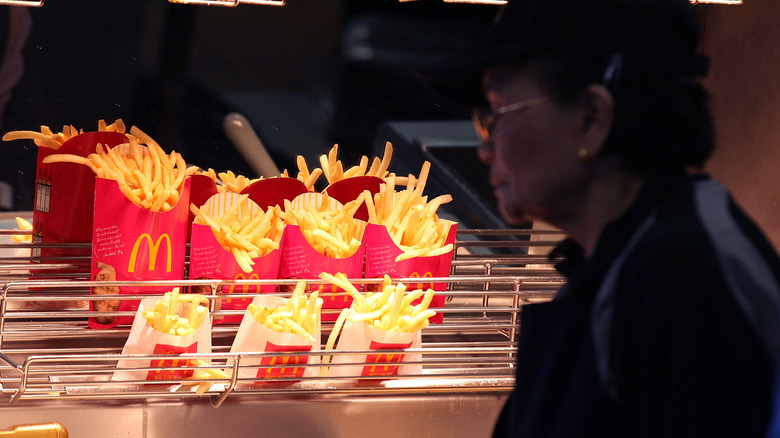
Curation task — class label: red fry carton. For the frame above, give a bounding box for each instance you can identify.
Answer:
[189,191,283,324]
[327,318,422,379]
[186,174,219,239]
[323,175,384,222]
[364,221,458,324]
[279,192,367,321]
[32,131,128,260]
[113,297,212,383]
[89,177,191,328]
[228,296,321,384]
[241,177,309,209]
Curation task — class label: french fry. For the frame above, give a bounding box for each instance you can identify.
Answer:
[2,119,124,149]
[10,217,32,243]
[39,124,195,212]
[319,272,436,333]
[190,197,283,273]
[292,142,395,188]
[247,280,323,342]
[217,170,261,193]
[361,161,454,262]
[142,288,209,336]
[319,272,435,377]
[197,168,218,183]
[281,196,366,258]
[321,307,350,376]
[189,358,230,395]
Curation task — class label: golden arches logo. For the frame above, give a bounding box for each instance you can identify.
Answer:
[408,271,434,291]
[227,273,260,304]
[262,355,307,378]
[361,340,411,377]
[147,343,197,380]
[259,342,312,379]
[128,233,172,273]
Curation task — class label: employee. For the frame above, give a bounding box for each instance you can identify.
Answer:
[419,0,780,436]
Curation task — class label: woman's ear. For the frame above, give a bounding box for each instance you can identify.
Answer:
[577,84,615,157]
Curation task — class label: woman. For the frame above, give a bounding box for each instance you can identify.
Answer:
[419,0,780,436]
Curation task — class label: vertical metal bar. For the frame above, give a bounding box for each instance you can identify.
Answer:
[211,356,240,408]
[510,280,521,349]
[0,283,9,349]
[482,262,493,318]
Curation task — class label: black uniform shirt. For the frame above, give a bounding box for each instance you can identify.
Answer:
[496,172,780,437]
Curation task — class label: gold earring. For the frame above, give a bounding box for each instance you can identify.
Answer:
[577,148,590,162]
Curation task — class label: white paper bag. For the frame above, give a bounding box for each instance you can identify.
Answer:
[113,297,212,383]
[229,295,321,383]
[327,317,422,379]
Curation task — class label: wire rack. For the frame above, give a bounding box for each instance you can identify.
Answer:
[0,228,564,408]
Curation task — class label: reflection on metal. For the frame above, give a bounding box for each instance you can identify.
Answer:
[0,0,742,5]
[442,0,508,4]
[0,0,43,6]
[0,229,565,407]
[442,0,743,3]
[166,0,284,5]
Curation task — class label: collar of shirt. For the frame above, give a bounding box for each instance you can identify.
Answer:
[549,170,698,300]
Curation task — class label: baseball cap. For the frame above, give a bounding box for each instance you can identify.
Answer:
[417,0,710,107]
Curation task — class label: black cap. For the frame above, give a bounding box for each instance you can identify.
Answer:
[417,0,710,107]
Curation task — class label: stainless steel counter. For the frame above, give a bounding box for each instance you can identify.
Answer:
[0,227,563,437]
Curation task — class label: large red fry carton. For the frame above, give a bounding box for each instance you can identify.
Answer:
[90,176,191,328]
[189,191,284,324]
[364,221,457,324]
[1,123,129,262]
[32,131,129,260]
[279,192,367,321]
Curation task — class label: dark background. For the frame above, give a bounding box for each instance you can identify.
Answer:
[0,0,498,211]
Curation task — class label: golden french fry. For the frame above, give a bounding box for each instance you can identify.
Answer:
[142,288,209,336]
[247,281,322,342]
[364,161,454,261]
[11,217,33,244]
[292,141,394,187]
[37,122,189,212]
[320,273,437,336]
[191,201,282,273]
[282,196,366,258]
[3,119,123,149]
[321,307,351,376]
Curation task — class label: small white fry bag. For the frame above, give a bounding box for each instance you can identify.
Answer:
[229,296,321,382]
[113,297,212,383]
[327,317,422,379]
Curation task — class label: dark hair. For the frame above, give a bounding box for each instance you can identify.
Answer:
[522,52,715,175]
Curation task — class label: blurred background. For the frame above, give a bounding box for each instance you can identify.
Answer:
[0,0,497,211]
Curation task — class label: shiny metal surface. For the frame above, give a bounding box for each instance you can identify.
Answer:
[0,229,563,437]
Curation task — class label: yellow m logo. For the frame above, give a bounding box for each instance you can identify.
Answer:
[408,271,434,291]
[128,233,173,273]
[227,273,259,304]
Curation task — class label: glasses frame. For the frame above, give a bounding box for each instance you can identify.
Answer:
[472,53,623,142]
[471,94,552,142]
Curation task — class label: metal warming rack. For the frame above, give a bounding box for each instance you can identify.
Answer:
[0,227,564,437]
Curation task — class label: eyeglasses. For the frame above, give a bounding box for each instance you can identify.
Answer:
[472,53,624,142]
[471,94,552,142]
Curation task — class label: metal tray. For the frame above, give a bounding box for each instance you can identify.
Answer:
[0,228,564,437]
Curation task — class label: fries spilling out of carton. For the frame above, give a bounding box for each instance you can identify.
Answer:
[142,288,208,336]
[190,193,283,273]
[41,126,197,212]
[247,280,322,342]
